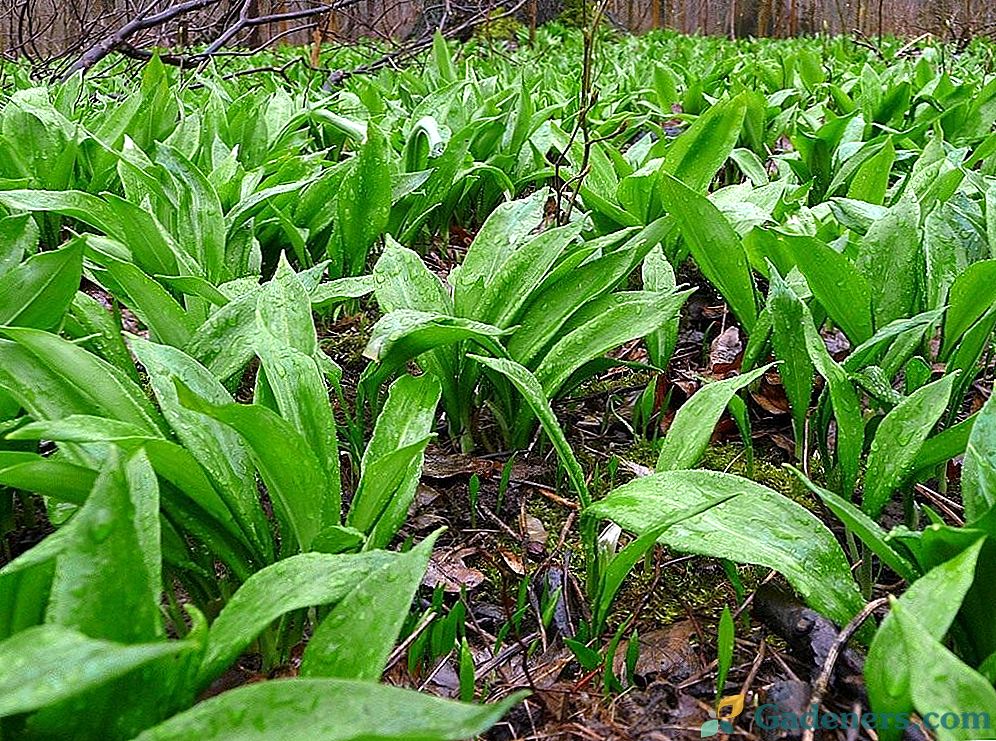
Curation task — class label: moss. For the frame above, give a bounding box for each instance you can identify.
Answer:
[474,10,524,41]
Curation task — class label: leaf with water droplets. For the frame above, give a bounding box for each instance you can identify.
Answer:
[136,678,527,741]
[0,625,197,719]
[863,373,955,519]
[587,470,865,629]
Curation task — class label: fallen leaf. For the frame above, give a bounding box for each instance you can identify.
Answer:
[613,621,698,682]
[522,514,548,548]
[709,326,743,375]
[423,547,485,592]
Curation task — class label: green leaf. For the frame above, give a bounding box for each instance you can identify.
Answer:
[847,136,894,205]
[800,304,863,494]
[943,260,996,357]
[893,599,996,741]
[183,287,260,381]
[155,145,227,282]
[865,540,983,741]
[768,269,813,457]
[0,453,95,505]
[963,387,996,522]
[863,374,956,518]
[789,467,918,582]
[716,606,734,696]
[656,365,771,472]
[0,327,164,437]
[338,124,393,276]
[300,533,437,679]
[129,338,270,558]
[777,233,873,344]
[374,238,451,316]
[587,470,865,629]
[452,190,549,317]
[663,94,747,193]
[642,243,679,368]
[197,548,422,688]
[534,290,692,400]
[363,310,508,391]
[856,193,922,328]
[473,223,584,329]
[349,374,440,548]
[136,679,526,741]
[658,172,757,331]
[176,382,329,553]
[0,213,39,277]
[0,189,120,236]
[0,625,195,718]
[44,449,163,643]
[102,258,195,348]
[0,240,82,330]
[471,355,589,506]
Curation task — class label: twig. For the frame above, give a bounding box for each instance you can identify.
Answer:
[801,597,890,741]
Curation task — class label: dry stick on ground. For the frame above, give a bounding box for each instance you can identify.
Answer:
[800,596,890,741]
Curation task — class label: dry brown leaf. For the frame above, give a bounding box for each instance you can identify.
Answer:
[613,621,698,681]
[422,547,485,592]
[709,326,743,376]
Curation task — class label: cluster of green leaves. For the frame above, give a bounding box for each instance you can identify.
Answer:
[1,24,996,740]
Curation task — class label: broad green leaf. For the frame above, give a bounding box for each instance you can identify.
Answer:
[349,374,440,548]
[894,601,996,741]
[310,276,375,309]
[130,339,269,558]
[508,222,664,368]
[778,233,873,344]
[642,244,679,369]
[65,291,140,383]
[865,540,983,741]
[768,269,813,456]
[102,259,195,348]
[801,305,863,493]
[473,223,584,329]
[373,238,451,316]
[847,136,894,205]
[663,94,747,193]
[656,365,771,472]
[534,290,692,399]
[0,240,82,330]
[197,549,407,687]
[300,533,436,679]
[924,201,972,314]
[0,625,195,718]
[943,260,996,356]
[183,287,260,381]
[44,449,162,643]
[658,172,757,331]
[338,124,393,276]
[0,327,164,437]
[363,310,508,391]
[0,453,95,504]
[136,679,526,741]
[863,374,955,518]
[176,382,329,553]
[790,467,918,582]
[586,470,865,629]
[963,387,996,522]
[452,190,548,317]
[856,193,922,328]
[0,189,120,236]
[0,213,39,277]
[155,145,226,282]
